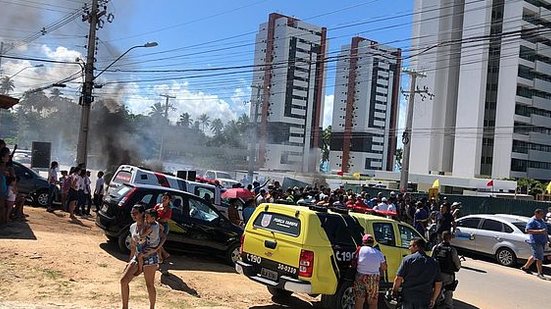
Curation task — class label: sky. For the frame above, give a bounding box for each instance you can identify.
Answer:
[1,0,414,129]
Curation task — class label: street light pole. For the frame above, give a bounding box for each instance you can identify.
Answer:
[248,85,262,183]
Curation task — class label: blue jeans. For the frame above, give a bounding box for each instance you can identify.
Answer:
[47,184,56,208]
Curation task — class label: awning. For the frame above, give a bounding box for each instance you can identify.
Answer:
[0,95,19,109]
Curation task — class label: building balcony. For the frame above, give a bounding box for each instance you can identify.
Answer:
[516,95,533,106]
[540,7,551,24]
[524,1,539,14]
[528,149,551,163]
[533,96,551,110]
[537,43,551,59]
[531,113,551,127]
[518,76,534,88]
[527,168,551,180]
[536,60,551,76]
[534,77,551,93]
[530,131,551,145]
[514,114,531,124]
[519,58,535,69]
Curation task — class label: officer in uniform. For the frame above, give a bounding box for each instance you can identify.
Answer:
[432,231,461,308]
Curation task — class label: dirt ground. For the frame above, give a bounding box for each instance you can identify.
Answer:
[0,207,320,309]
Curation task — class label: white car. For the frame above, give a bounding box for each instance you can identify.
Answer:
[204,170,239,189]
[452,214,551,266]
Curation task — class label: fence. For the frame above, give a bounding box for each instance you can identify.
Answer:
[345,184,550,217]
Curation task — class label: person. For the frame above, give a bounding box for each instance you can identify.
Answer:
[451,202,462,221]
[59,170,69,211]
[67,167,81,220]
[120,204,160,309]
[227,198,242,226]
[353,234,387,309]
[0,147,11,224]
[256,189,266,205]
[374,197,389,211]
[520,209,549,279]
[93,171,105,212]
[4,176,16,222]
[413,201,429,238]
[77,169,86,216]
[154,193,173,263]
[46,161,58,213]
[83,170,92,215]
[134,209,161,276]
[242,199,256,226]
[432,231,461,309]
[435,204,455,242]
[392,237,442,309]
[545,207,551,224]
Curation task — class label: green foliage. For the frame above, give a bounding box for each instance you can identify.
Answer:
[516,177,545,196]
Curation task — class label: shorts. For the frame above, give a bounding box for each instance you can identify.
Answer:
[530,242,545,260]
[142,253,159,266]
[353,273,380,300]
[68,189,78,203]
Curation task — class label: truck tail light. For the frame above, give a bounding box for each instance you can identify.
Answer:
[239,234,245,254]
[118,187,137,207]
[299,249,314,277]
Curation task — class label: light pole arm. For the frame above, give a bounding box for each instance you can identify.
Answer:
[94,46,138,80]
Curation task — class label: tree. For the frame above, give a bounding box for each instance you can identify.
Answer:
[148,102,165,120]
[517,178,544,196]
[177,112,192,128]
[395,148,403,170]
[321,125,331,162]
[0,77,14,94]
[210,118,224,135]
[198,113,210,132]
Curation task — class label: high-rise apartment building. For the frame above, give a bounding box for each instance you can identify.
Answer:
[410,0,551,180]
[251,13,327,172]
[329,37,401,174]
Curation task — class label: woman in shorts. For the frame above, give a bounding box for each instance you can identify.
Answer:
[120,204,160,309]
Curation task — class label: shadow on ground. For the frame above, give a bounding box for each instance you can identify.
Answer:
[99,240,235,273]
[160,270,200,297]
[0,220,36,240]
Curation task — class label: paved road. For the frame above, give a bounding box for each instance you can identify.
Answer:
[453,256,551,309]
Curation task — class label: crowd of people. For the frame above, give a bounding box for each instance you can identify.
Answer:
[227,181,461,243]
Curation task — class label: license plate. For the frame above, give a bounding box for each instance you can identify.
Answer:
[261,268,278,281]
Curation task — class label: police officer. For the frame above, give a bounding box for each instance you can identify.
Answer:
[392,237,442,309]
[432,231,461,308]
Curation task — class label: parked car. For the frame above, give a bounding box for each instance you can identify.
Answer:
[95,183,242,265]
[12,161,58,207]
[204,170,239,188]
[108,165,222,205]
[451,214,551,266]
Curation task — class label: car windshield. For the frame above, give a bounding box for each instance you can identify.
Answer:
[512,221,551,234]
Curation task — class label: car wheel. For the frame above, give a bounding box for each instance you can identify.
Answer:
[117,230,131,254]
[225,243,240,266]
[267,286,292,298]
[335,280,355,309]
[35,190,49,207]
[496,247,517,267]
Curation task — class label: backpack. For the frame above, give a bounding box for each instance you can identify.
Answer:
[433,243,459,274]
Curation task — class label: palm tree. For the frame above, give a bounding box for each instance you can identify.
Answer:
[210,118,224,135]
[177,112,192,128]
[0,77,15,94]
[198,113,210,132]
[149,102,164,120]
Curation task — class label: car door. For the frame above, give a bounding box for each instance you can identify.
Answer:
[12,163,35,194]
[476,219,505,255]
[452,217,482,251]
[369,221,402,282]
[178,195,235,253]
[397,223,425,256]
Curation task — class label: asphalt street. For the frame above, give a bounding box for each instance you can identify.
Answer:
[453,255,551,309]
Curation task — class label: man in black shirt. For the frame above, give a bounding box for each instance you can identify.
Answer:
[436,204,455,242]
[392,237,442,309]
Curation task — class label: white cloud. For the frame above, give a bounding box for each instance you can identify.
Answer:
[323,94,333,128]
[231,87,251,116]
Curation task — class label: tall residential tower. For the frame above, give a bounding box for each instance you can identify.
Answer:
[411,0,551,180]
[251,13,327,172]
[330,37,401,174]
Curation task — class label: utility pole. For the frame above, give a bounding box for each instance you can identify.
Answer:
[399,69,432,192]
[248,85,262,183]
[158,94,175,161]
[76,0,105,167]
[0,42,4,76]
